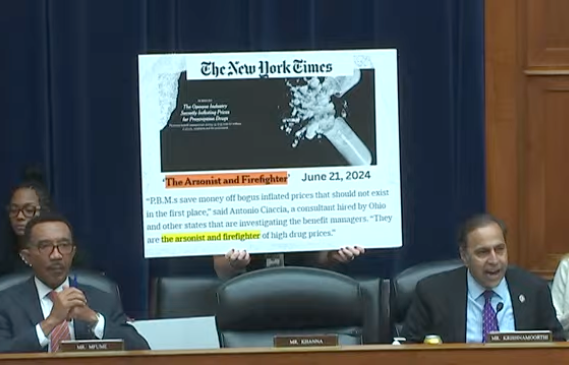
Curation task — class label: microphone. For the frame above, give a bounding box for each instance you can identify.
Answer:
[496,302,504,313]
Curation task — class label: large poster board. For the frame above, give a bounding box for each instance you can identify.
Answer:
[138,49,402,258]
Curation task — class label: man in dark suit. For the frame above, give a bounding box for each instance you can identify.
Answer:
[401,214,565,343]
[0,213,149,353]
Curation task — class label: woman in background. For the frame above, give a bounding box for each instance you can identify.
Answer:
[551,254,569,338]
[0,167,89,276]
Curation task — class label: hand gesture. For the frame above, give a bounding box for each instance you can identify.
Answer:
[225,249,251,270]
[48,287,87,324]
[328,246,365,263]
[68,304,99,325]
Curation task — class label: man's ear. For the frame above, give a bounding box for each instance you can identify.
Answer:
[459,247,468,267]
[20,249,32,266]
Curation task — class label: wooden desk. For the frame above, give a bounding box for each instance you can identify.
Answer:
[1,343,568,365]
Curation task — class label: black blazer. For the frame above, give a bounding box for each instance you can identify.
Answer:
[401,266,565,343]
[0,277,150,353]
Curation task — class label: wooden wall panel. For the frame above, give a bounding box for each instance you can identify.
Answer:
[486,0,569,278]
[524,77,569,275]
[485,0,523,264]
[526,0,569,67]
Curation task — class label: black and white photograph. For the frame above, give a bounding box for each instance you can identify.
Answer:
[159,69,377,172]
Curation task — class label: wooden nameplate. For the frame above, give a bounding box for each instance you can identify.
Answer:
[59,339,125,352]
[273,334,339,348]
[487,330,552,343]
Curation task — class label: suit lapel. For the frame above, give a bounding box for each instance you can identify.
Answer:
[506,268,525,330]
[73,284,94,340]
[16,277,45,327]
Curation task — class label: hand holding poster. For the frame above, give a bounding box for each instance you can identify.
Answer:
[138,49,402,258]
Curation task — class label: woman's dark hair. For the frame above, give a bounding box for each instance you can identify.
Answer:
[12,165,54,213]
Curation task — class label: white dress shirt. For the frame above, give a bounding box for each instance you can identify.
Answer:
[34,277,106,350]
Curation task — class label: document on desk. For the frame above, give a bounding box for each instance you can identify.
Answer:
[130,316,220,350]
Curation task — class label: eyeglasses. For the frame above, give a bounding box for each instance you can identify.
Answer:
[6,204,40,218]
[33,242,75,255]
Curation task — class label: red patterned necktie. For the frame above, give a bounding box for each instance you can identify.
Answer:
[482,290,499,343]
[48,291,71,352]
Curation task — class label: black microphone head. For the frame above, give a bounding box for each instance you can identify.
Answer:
[496,302,504,312]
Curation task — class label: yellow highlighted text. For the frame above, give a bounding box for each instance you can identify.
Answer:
[162,231,261,243]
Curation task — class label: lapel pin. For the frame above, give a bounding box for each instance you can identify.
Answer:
[519,294,525,303]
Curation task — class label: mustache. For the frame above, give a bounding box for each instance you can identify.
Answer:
[47,263,65,270]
